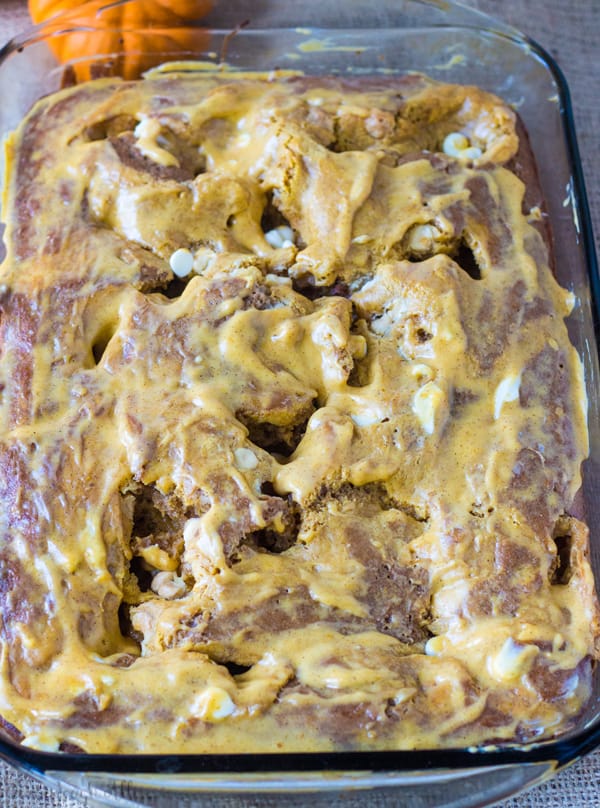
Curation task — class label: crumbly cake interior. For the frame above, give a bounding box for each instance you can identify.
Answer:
[0,69,598,754]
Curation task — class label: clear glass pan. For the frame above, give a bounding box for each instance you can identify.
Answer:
[0,1,599,806]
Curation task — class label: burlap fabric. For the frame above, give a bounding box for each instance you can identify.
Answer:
[0,0,598,805]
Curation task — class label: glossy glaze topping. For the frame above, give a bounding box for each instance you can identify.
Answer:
[0,70,598,753]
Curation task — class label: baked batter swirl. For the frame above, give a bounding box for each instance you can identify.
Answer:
[0,70,598,753]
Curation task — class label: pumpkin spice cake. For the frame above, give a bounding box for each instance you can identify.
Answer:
[0,69,598,753]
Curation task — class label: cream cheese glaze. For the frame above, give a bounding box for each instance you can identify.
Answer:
[0,69,598,753]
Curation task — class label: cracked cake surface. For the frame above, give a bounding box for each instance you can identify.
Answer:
[0,68,598,753]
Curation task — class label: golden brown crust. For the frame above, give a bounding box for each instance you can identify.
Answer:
[0,68,597,754]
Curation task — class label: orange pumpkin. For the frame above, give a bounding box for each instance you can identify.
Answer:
[28,0,214,80]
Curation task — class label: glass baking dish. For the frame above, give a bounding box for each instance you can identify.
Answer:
[0,1,599,806]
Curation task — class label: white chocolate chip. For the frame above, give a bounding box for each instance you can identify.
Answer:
[494,373,521,420]
[350,407,384,427]
[183,517,226,570]
[192,686,235,721]
[151,571,187,600]
[442,131,482,161]
[234,447,259,470]
[193,247,216,275]
[564,290,576,313]
[424,635,446,656]
[169,248,194,278]
[265,273,293,286]
[264,226,294,249]
[406,223,443,254]
[412,381,444,435]
[443,132,468,155]
[21,735,60,752]
[183,517,202,544]
[311,314,347,349]
[490,637,538,681]
[410,363,434,383]
[461,146,483,160]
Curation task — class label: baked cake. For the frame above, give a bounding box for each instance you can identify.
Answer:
[0,69,598,754]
